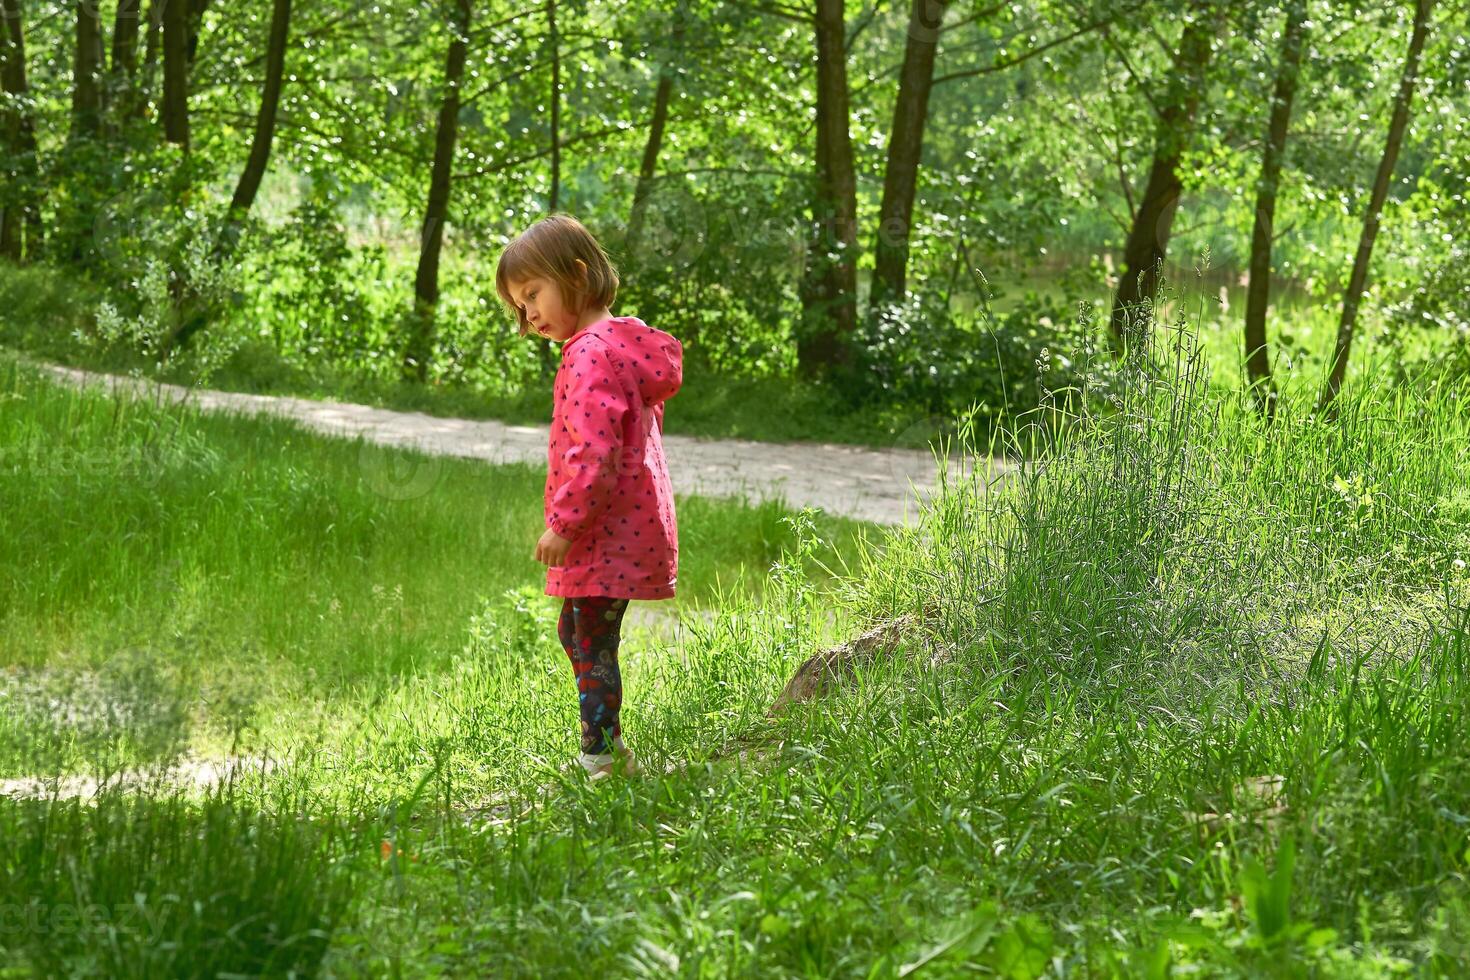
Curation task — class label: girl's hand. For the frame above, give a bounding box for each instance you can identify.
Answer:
[535,527,574,567]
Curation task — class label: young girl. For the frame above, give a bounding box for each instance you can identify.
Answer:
[495,214,682,783]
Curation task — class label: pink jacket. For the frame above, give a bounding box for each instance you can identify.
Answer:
[544,315,682,600]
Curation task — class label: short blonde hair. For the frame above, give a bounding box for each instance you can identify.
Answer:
[494,214,620,337]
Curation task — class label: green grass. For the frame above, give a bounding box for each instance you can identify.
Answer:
[3,281,1470,976]
[0,787,362,978]
[0,349,879,776]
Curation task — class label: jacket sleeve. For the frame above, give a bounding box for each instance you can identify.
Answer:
[547,342,630,542]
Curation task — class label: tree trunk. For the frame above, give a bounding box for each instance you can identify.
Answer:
[799,0,858,382]
[1243,0,1307,419]
[547,0,560,212]
[401,0,471,384]
[1108,9,1220,355]
[162,0,190,148]
[626,69,672,257]
[143,0,162,71]
[226,0,290,226]
[112,0,141,76]
[0,0,12,259]
[108,0,142,127]
[136,0,163,122]
[165,0,293,355]
[1,0,43,261]
[185,0,211,71]
[72,0,105,139]
[869,0,948,319]
[627,12,685,261]
[1318,0,1434,410]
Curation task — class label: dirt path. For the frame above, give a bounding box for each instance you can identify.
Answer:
[0,755,278,802]
[25,359,1014,527]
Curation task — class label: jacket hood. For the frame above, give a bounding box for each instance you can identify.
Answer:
[567,315,682,408]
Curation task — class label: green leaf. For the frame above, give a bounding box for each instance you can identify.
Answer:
[897,901,999,976]
[988,914,1054,980]
[1241,834,1297,943]
[760,914,790,938]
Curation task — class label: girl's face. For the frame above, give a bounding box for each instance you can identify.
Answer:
[509,275,579,342]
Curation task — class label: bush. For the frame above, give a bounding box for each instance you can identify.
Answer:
[89,229,244,385]
[237,192,399,381]
[0,264,103,360]
[850,283,1094,429]
[1381,238,1470,386]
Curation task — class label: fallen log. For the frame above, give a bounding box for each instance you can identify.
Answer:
[767,613,919,716]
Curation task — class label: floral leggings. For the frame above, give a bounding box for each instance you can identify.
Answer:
[556,595,629,755]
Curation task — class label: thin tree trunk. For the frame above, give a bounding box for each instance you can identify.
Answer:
[112,0,141,76]
[1108,9,1220,355]
[797,8,831,370]
[108,0,142,128]
[627,10,685,260]
[226,0,290,226]
[0,0,11,260]
[547,0,560,211]
[529,0,563,378]
[162,0,190,148]
[185,0,211,70]
[72,0,105,139]
[1319,0,1434,410]
[1243,0,1307,418]
[799,0,858,382]
[166,0,293,354]
[1,0,43,261]
[626,69,671,256]
[137,0,203,125]
[143,0,161,70]
[402,0,471,383]
[869,0,948,319]
[136,0,163,122]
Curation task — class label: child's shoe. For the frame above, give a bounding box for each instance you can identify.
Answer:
[578,744,641,783]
